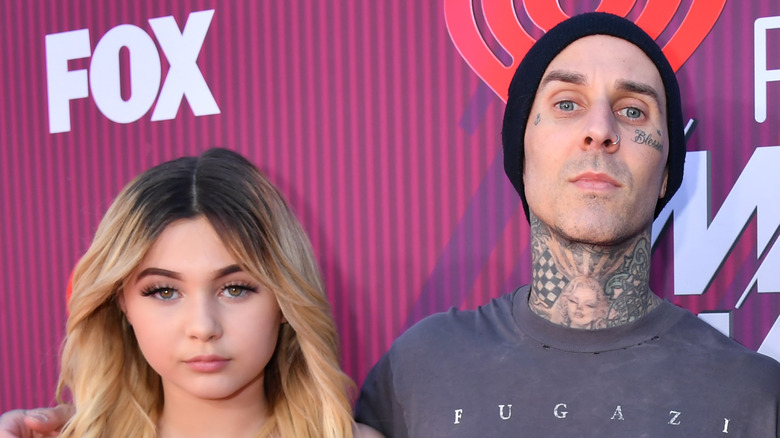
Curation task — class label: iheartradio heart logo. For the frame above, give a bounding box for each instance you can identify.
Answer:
[445,0,727,102]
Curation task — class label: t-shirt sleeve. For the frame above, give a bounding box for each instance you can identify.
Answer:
[355,351,408,438]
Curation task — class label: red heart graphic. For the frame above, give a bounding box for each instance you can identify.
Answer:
[445,0,727,102]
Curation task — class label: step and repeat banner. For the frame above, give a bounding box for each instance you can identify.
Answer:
[2,0,780,410]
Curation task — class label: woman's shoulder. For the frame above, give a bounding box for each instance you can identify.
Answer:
[354,422,385,438]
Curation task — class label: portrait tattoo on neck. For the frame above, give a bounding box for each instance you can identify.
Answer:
[632,129,663,152]
[534,113,541,126]
[528,215,658,328]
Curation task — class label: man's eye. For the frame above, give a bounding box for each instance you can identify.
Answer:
[556,101,577,111]
[619,107,643,119]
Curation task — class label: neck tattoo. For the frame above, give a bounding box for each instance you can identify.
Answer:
[528,215,660,329]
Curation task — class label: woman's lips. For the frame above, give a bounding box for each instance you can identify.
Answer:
[184,355,230,372]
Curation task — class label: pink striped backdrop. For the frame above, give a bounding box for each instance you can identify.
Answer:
[2,0,779,410]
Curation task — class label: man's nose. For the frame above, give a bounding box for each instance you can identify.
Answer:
[581,100,620,153]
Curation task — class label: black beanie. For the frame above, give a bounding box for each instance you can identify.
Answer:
[502,12,685,221]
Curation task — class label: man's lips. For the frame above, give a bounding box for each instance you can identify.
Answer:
[569,172,621,190]
[184,355,230,372]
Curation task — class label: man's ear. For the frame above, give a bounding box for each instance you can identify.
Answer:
[522,159,527,186]
[659,167,669,199]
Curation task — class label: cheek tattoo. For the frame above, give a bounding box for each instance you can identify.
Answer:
[534,113,541,126]
[632,129,663,152]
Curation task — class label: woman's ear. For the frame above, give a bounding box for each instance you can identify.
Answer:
[118,291,128,317]
[276,295,287,324]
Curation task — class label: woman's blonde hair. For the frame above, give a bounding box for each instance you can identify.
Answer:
[56,148,355,438]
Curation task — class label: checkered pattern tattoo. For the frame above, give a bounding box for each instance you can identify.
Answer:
[532,247,567,307]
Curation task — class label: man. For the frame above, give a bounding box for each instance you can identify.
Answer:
[0,406,71,438]
[354,12,780,437]
[2,11,780,438]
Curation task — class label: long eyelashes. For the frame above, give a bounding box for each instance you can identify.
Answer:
[221,282,258,298]
[141,284,175,297]
[139,282,260,299]
[140,284,179,300]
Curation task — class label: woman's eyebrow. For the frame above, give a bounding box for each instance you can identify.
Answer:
[135,267,182,281]
[213,264,243,279]
[133,265,244,282]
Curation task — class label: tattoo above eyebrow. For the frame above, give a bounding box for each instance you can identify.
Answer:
[534,113,541,126]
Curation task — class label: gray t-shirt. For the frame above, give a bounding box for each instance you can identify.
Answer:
[356,286,780,437]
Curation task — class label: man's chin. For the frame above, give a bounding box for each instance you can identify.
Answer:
[552,218,639,247]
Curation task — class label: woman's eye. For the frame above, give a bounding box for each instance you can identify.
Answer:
[225,286,244,297]
[221,285,256,298]
[143,287,179,300]
[619,107,644,119]
[556,100,578,111]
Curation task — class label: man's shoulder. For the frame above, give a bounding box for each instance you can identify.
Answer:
[387,289,522,360]
[665,303,780,381]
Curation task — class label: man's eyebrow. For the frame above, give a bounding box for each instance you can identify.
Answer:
[616,79,662,105]
[539,70,588,89]
[539,71,663,106]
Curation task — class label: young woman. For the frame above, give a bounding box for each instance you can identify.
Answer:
[1,148,380,438]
